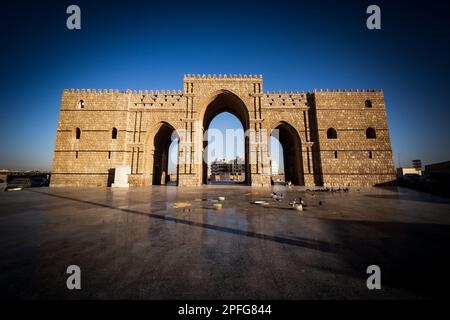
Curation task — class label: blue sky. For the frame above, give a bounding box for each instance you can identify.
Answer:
[1,0,449,171]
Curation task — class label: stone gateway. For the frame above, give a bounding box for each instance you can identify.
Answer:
[51,74,396,188]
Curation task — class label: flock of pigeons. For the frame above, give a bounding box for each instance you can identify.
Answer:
[306,187,350,193]
[271,192,306,212]
[267,186,352,212]
[271,187,350,211]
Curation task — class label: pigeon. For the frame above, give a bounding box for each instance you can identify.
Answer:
[290,200,303,212]
[274,193,284,202]
[272,192,283,198]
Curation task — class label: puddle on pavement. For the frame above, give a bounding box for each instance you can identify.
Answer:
[172,202,191,208]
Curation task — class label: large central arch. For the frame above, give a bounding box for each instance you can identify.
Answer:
[201,90,251,185]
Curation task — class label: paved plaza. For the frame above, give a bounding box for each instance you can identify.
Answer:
[0,186,449,299]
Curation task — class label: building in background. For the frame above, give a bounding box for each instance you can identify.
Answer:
[397,160,423,178]
[396,160,450,198]
[270,159,279,176]
[425,161,450,184]
[397,167,422,178]
[412,159,422,171]
[210,157,245,182]
[231,156,245,180]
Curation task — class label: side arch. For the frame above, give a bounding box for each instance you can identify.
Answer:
[270,121,305,185]
[143,121,180,185]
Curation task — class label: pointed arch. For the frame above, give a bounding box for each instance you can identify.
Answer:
[143,121,180,186]
[271,121,304,185]
[200,90,251,185]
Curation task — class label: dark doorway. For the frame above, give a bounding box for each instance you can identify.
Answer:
[107,168,115,187]
[152,123,179,185]
[271,122,304,185]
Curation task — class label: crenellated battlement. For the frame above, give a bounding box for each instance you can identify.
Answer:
[183,73,263,81]
[63,86,381,96]
[313,88,383,93]
[136,89,183,95]
[64,88,184,95]
[65,88,122,94]
[265,91,307,96]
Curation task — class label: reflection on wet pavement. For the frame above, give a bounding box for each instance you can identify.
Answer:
[0,185,449,299]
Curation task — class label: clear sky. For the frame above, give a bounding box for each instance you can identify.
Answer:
[1,0,449,171]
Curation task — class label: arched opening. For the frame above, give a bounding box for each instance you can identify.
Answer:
[202,91,250,185]
[269,136,284,183]
[75,127,81,140]
[152,123,179,185]
[112,127,118,139]
[365,100,372,108]
[270,122,304,185]
[167,139,179,185]
[206,112,245,184]
[327,128,337,139]
[77,100,84,109]
[366,127,376,139]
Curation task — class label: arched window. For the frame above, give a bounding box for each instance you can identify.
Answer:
[369,151,373,159]
[327,128,337,139]
[334,151,338,159]
[76,128,81,139]
[366,127,376,139]
[365,100,372,108]
[77,100,85,109]
[112,127,118,139]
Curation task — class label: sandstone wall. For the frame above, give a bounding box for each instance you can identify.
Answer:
[51,75,396,188]
[311,90,396,187]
